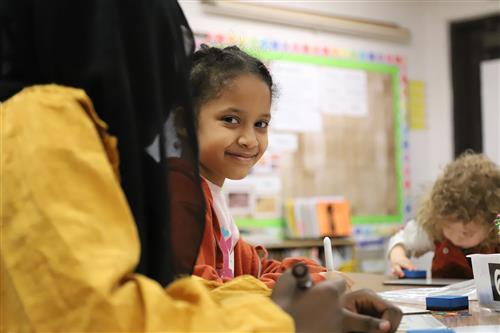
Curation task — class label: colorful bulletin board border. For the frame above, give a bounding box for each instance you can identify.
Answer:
[196,32,412,224]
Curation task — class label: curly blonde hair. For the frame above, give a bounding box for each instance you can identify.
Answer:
[418,152,500,245]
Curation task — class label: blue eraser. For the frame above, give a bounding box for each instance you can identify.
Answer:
[407,329,455,333]
[401,269,427,279]
[425,295,468,311]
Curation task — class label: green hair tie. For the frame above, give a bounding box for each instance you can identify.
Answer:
[496,214,500,236]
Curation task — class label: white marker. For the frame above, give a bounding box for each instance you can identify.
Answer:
[323,237,334,272]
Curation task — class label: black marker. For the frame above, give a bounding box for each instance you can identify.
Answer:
[292,263,313,289]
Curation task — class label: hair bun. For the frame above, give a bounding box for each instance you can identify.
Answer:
[193,44,223,63]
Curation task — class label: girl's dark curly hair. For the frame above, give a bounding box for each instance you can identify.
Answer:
[189,44,274,115]
[418,152,500,245]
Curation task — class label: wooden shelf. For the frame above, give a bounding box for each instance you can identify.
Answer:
[256,238,356,250]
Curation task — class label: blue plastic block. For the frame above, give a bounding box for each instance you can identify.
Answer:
[407,329,455,333]
[425,295,468,311]
[401,269,427,279]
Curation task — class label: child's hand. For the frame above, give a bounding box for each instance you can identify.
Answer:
[272,267,400,332]
[389,245,415,277]
[343,289,402,333]
[272,267,346,332]
[319,271,355,289]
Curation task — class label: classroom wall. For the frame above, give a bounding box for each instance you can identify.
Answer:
[416,2,500,195]
[179,0,500,216]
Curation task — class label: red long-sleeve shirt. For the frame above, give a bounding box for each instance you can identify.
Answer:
[194,179,326,288]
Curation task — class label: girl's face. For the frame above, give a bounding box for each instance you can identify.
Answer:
[197,74,271,186]
[441,217,490,249]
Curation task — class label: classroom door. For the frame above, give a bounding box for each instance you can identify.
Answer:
[450,13,500,158]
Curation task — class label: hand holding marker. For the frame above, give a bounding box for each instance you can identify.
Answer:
[287,260,400,332]
[292,263,313,289]
[291,237,333,289]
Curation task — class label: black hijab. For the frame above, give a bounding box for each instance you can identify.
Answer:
[0,0,204,286]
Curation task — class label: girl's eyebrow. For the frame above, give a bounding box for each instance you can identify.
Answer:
[217,107,241,114]
[260,111,272,120]
[217,107,271,119]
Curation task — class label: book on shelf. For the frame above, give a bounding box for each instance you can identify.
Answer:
[285,197,352,239]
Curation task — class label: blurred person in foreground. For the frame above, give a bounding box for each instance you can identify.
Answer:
[0,1,401,332]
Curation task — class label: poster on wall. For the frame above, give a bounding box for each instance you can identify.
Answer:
[270,60,369,132]
[408,80,426,130]
[318,67,368,117]
[270,61,322,132]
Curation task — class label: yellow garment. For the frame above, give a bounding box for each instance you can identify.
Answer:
[0,85,293,332]
[193,275,272,302]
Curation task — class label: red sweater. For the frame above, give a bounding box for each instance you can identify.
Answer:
[432,238,500,279]
[194,179,326,288]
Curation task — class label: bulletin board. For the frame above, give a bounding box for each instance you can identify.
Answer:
[250,50,404,224]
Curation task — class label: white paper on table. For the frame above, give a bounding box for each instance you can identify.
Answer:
[454,325,500,332]
[398,305,430,315]
[379,279,477,305]
[396,314,447,332]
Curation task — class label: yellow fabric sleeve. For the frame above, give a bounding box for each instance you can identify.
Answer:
[0,85,293,332]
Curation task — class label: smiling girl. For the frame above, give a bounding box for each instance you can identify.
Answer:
[187,45,349,288]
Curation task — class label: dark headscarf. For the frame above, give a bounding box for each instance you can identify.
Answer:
[0,0,204,286]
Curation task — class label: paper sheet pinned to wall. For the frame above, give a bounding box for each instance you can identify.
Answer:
[270,61,321,132]
[408,80,426,130]
[267,132,298,152]
[270,61,369,132]
[318,67,368,117]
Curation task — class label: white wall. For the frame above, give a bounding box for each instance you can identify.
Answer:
[481,59,500,165]
[417,2,500,192]
[179,0,500,213]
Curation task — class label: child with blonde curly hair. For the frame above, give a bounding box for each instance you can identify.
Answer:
[388,152,500,279]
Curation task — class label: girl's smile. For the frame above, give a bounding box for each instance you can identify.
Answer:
[225,151,259,163]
